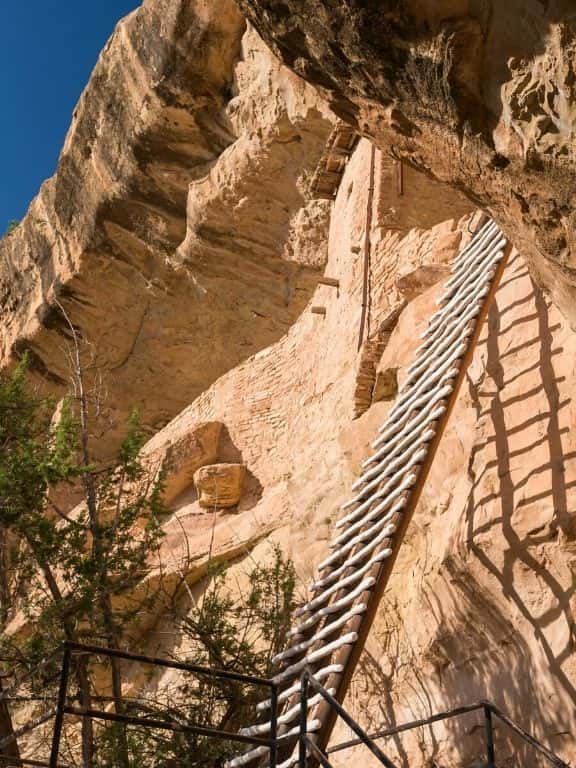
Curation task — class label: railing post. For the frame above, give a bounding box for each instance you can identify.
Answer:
[49,646,70,768]
[270,683,278,768]
[299,673,309,768]
[483,704,496,768]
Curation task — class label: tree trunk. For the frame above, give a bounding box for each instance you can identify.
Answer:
[66,320,129,766]
[0,527,20,768]
[28,541,94,768]
[103,597,130,768]
[0,678,21,767]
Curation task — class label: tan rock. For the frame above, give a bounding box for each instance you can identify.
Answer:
[394,220,464,300]
[237,0,576,327]
[138,141,576,766]
[152,422,223,505]
[194,463,246,509]
[373,154,474,238]
[0,9,333,463]
[3,25,576,762]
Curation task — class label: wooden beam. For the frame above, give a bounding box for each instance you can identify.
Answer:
[312,190,337,200]
[309,126,360,199]
[317,277,340,288]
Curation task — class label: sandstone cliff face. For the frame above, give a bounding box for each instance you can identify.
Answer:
[2,4,576,766]
[0,2,332,457]
[234,0,576,328]
[339,240,576,767]
[136,140,575,766]
[142,140,475,588]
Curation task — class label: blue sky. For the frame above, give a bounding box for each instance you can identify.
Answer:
[1,0,140,231]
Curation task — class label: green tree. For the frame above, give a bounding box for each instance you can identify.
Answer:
[0,318,297,767]
[93,547,296,767]
[0,348,167,766]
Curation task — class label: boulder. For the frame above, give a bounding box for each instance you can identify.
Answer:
[194,463,247,509]
[151,422,223,505]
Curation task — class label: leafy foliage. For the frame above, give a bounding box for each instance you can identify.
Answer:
[0,358,165,663]
[0,352,296,767]
[94,548,296,767]
[0,354,167,764]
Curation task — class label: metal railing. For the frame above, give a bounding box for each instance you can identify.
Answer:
[298,672,571,768]
[1,645,570,768]
[48,642,279,768]
[0,647,67,768]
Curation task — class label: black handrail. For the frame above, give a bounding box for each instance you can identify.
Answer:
[302,735,333,768]
[327,701,486,753]
[61,706,272,748]
[488,702,569,768]
[48,642,280,768]
[483,704,496,768]
[63,641,274,687]
[6,644,570,768]
[323,696,570,768]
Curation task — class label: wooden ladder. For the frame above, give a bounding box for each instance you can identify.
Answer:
[230,217,513,768]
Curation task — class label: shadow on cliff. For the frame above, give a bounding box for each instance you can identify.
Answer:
[446,253,575,763]
[350,254,575,767]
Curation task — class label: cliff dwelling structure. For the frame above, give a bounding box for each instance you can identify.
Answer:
[1,2,576,767]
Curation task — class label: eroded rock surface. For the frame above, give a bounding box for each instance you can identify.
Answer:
[234,0,576,325]
[0,3,333,457]
[3,6,576,766]
[137,141,575,766]
[194,463,246,508]
[149,421,222,505]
